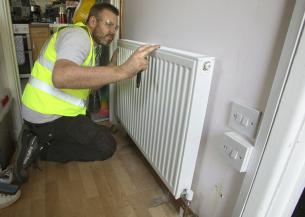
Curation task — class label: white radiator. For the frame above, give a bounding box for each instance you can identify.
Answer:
[116,39,215,199]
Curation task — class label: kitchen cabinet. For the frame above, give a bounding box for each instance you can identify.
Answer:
[29,25,50,62]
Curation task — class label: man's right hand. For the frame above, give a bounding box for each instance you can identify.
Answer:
[119,44,160,78]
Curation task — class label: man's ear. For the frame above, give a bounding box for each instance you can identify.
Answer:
[88,16,97,27]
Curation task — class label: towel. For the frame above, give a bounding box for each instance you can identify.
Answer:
[14,35,25,65]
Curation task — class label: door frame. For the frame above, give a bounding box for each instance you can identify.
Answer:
[233,0,305,216]
[0,0,23,139]
[109,0,123,122]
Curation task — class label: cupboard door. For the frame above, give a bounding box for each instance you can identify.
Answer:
[30,26,50,62]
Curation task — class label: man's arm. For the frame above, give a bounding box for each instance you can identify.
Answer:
[52,44,160,89]
[53,60,126,89]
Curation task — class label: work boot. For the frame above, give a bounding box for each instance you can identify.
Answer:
[13,128,44,184]
[0,189,21,209]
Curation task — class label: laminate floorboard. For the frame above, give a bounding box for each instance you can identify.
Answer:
[0,124,179,217]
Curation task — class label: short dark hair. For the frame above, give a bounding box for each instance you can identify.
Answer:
[86,3,119,24]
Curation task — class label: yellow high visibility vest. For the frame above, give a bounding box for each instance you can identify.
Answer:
[22,22,96,116]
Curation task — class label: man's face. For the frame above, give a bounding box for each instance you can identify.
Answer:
[91,10,118,45]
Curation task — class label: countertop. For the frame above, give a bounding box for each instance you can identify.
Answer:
[30,23,71,28]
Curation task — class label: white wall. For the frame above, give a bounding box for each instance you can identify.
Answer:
[123,0,295,216]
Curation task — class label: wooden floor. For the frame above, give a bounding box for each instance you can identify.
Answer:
[0,124,179,217]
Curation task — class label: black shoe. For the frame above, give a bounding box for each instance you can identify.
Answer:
[13,129,44,184]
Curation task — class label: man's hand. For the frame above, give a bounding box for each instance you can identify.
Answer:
[119,44,160,78]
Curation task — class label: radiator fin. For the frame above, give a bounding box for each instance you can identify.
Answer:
[116,39,214,198]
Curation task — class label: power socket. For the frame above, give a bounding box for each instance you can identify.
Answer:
[228,102,261,139]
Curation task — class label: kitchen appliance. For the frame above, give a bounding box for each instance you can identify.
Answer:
[12,24,33,82]
[10,0,31,23]
[30,4,41,22]
[45,5,60,23]
[11,6,31,23]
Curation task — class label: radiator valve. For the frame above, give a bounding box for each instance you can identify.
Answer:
[180,189,197,217]
[203,61,211,71]
[182,189,194,202]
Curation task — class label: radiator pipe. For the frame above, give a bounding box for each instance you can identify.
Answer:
[181,189,195,217]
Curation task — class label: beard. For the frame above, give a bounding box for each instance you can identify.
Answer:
[92,28,114,45]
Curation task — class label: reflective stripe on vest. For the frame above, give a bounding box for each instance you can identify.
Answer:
[28,76,86,107]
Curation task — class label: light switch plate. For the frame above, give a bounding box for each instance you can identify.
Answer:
[219,131,253,172]
[228,102,261,139]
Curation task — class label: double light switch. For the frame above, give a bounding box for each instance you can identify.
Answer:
[220,131,253,172]
[229,102,261,139]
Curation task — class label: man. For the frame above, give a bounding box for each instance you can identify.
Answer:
[13,3,159,184]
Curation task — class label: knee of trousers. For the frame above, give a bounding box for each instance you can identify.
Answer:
[105,135,117,157]
[105,141,117,159]
[96,133,117,160]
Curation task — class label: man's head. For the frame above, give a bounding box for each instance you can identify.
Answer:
[86,3,119,45]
